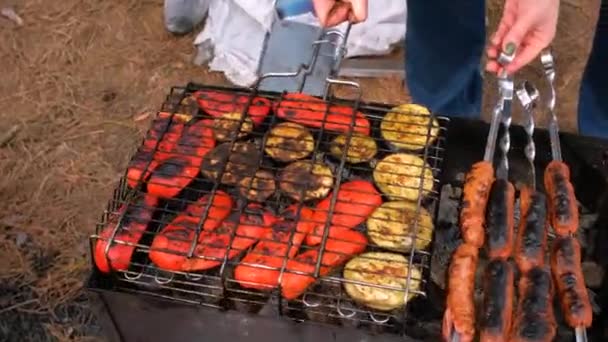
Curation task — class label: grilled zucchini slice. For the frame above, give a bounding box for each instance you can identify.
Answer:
[279,160,334,201]
[343,252,422,311]
[366,201,434,252]
[201,142,261,185]
[238,170,276,202]
[373,153,434,201]
[329,133,377,163]
[381,104,439,151]
[212,112,254,142]
[265,122,315,162]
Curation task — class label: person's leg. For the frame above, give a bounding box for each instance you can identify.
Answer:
[577,1,608,139]
[405,0,486,118]
[164,0,210,35]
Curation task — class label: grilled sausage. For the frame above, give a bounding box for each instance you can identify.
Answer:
[148,191,233,271]
[234,205,316,290]
[544,161,579,236]
[148,119,216,198]
[510,266,557,342]
[460,161,494,248]
[442,243,478,342]
[480,259,515,342]
[550,236,593,328]
[306,180,382,246]
[514,187,548,273]
[94,194,159,273]
[485,179,515,259]
[193,90,272,126]
[281,227,367,300]
[274,93,371,136]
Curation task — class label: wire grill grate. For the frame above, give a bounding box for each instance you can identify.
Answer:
[89,81,449,336]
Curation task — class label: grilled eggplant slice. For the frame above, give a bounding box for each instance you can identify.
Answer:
[238,170,276,202]
[329,133,377,164]
[279,160,334,201]
[373,153,434,201]
[264,122,315,162]
[343,252,422,311]
[381,104,439,151]
[366,201,434,252]
[201,142,261,185]
[212,112,254,142]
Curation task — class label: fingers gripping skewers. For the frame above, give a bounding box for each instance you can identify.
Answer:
[541,50,592,342]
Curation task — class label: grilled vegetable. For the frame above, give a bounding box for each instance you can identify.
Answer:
[460,160,495,248]
[182,204,277,271]
[148,191,233,271]
[306,180,382,246]
[510,266,557,342]
[551,236,593,328]
[373,153,435,201]
[94,194,159,273]
[442,243,478,342]
[193,90,272,126]
[544,160,579,236]
[281,227,368,300]
[343,251,422,311]
[366,201,434,252]
[480,259,515,342]
[148,119,216,198]
[329,133,377,163]
[212,111,254,142]
[237,170,276,202]
[380,103,439,151]
[274,93,371,136]
[279,160,334,202]
[485,178,515,259]
[126,113,188,188]
[264,122,314,162]
[514,187,548,273]
[201,142,262,185]
[234,205,316,290]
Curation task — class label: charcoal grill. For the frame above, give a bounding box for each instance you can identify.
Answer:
[87,29,608,342]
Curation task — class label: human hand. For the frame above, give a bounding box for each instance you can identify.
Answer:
[311,0,368,27]
[486,0,560,75]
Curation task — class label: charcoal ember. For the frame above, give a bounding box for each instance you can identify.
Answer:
[454,172,465,183]
[582,261,605,288]
[300,281,343,326]
[437,184,459,225]
[429,222,461,289]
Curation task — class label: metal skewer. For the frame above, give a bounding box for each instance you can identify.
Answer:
[540,50,588,342]
[515,81,540,189]
[495,47,515,180]
[540,50,562,161]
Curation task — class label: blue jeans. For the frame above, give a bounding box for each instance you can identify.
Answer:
[405,0,608,139]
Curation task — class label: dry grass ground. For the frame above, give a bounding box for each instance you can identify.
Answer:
[0,0,600,340]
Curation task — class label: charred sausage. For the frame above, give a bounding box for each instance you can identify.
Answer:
[485,179,515,259]
[510,266,557,342]
[460,161,495,248]
[514,187,548,273]
[544,161,579,236]
[550,236,593,328]
[480,259,515,342]
[442,243,479,342]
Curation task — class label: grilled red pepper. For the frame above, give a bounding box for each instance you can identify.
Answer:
[148,191,233,271]
[274,93,371,136]
[281,226,367,300]
[234,205,316,291]
[192,90,272,126]
[147,119,216,198]
[126,113,187,188]
[94,194,159,273]
[181,204,277,271]
[306,180,382,246]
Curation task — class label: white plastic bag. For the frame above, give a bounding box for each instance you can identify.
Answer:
[194,0,406,86]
